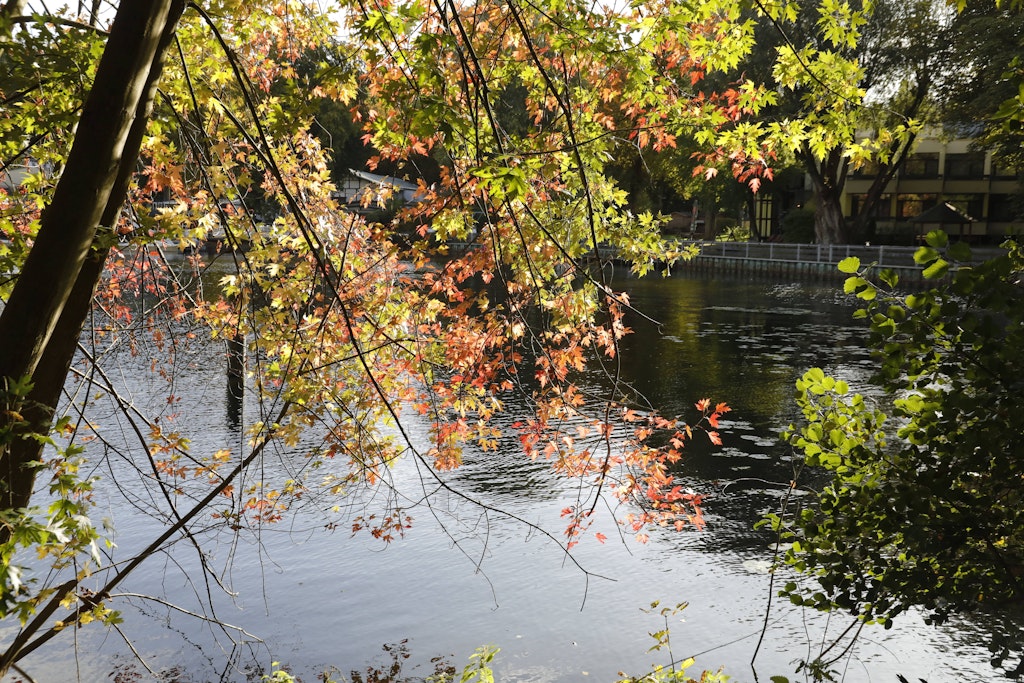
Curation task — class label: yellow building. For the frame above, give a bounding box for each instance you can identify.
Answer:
[844,135,1024,242]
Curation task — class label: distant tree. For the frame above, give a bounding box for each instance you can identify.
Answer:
[935,0,1024,168]
[734,0,947,243]
[288,43,374,179]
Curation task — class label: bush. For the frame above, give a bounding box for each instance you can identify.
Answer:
[780,207,815,243]
[873,221,920,246]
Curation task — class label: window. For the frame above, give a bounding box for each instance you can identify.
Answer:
[991,160,1020,179]
[897,193,937,219]
[989,194,1024,222]
[903,153,940,179]
[944,153,986,179]
[851,193,892,218]
[944,194,984,220]
[851,160,880,178]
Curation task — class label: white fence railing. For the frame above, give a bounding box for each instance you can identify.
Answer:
[683,241,1004,268]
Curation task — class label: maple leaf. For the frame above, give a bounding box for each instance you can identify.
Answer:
[595,532,607,544]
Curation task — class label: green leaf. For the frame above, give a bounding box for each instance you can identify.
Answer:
[837,256,860,274]
[913,246,940,265]
[922,258,949,280]
[947,240,972,262]
[856,287,876,301]
[878,269,899,288]
[925,230,948,248]
[843,276,867,294]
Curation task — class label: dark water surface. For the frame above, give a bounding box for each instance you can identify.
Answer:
[3,271,1001,682]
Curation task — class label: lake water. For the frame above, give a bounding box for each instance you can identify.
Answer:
[2,270,1005,682]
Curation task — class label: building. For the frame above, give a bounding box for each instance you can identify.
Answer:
[844,135,1024,242]
[334,169,425,213]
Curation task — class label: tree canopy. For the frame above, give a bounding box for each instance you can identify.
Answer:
[3,0,1023,679]
[936,0,1024,168]
[724,0,951,244]
[0,0,749,676]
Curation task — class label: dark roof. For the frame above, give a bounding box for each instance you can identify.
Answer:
[909,202,974,224]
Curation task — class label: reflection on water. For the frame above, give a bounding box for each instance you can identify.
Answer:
[3,271,1005,683]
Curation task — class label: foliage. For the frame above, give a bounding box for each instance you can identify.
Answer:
[0,380,109,629]
[6,0,999,676]
[259,642,478,683]
[617,601,729,683]
[715,220,751,242]
[433,646,499,683]
[725,0,947,243]
[936,0,1024,168]
[0,0,753,675]
[779,206,816,243]
[764,232,1024,676]
[284,42,375,179]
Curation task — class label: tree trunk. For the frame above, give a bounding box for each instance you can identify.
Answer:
[801,146,848,245]
[0,0,26,23]
[814,191,847,245]
[745,192,758,240]
[702,195,718,239]
[0,0,184,526]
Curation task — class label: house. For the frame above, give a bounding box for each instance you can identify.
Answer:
[334,169,425,213]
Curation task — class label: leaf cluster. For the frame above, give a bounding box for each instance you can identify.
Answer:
[0,380,110,633]
[768,232,1024,674]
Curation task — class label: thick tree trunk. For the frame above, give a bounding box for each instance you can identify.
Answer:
[0,0,26,57]
[801,146,848,245]
[0,1,184,525]
[0,0,26,22]
[852,175,887,239]
[814,191,847,245]
[745,192,758,240]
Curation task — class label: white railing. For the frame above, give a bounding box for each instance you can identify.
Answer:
[683,241,1004,268]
